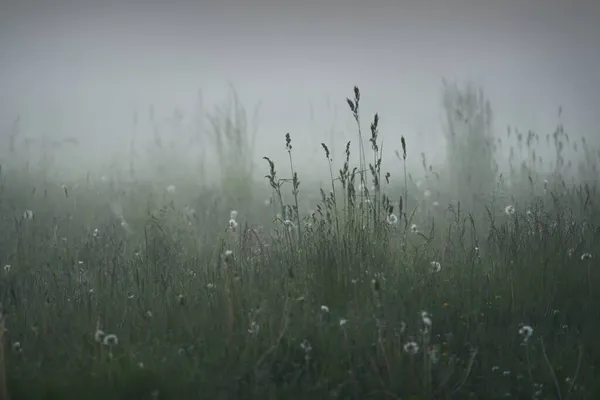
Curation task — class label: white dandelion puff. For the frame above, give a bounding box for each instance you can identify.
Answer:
[94,329,105,343]
[228,219,238,232]
[504,205,516,216]
[518,324,534,343]
[403,341,419,355]
[410,224,418,233]
[386,213,398,225]
[3,265,10,273]
[103,333,119,346]
[581,252,592,260]
[430,261,441,272]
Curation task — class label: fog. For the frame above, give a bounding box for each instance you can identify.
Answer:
[1,0,599,183]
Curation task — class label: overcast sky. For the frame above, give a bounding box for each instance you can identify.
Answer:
[1,0,599,177]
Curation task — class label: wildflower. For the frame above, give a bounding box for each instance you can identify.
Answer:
[339,318,348,327]
[137,362,145,369]
[567,248,574,257]
[504,205,516,216]
[248,321,260,336]
[403,341,419,355]
[93,228,99,238]
[300,339,312,353]
[518,324,534,343]
[230,210,238,220]
[502,370,511,377]
[492,366,500,372]
[283,219,295,230]
[94,329,105,343]
[424,189,431,197]
[23,210,34,220]
[432,201,439,207]
[410,224,418,233]
[430,261,441,272]
[386,213,398,225]
[127,292,135,299]
[146,310,153,318]
[581,252,592,260]
[399,321,406,334]
[228,219,238,232]
[3,265,10,273]
[103,333,119,346]
[166,185,176,194]
[320,305,330,313]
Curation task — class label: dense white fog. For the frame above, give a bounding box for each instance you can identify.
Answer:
[1,0,599,182]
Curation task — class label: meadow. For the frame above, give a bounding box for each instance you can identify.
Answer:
[0,84,599,399]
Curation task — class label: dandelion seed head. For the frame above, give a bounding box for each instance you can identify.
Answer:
[410,224,418,233]
[3,265,10,273]
[386,213,398,225]
[504,205,516,216]
[403,341,419,355]
[94,329,105,343]
[103,333,119,346]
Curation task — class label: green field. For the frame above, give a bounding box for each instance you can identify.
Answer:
[1,85,599,399]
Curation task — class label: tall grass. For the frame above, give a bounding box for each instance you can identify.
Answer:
[0,85,599,400]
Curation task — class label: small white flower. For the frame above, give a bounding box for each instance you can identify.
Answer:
[320,305,330,313]
[581,252,592,260]
[430,261,441,272]
[403,341,419,355]
[146,310,153,318]
[410,224,418,233]
[248,321,260,335]
[230,210,238,220]
[229,219,238,232]
[206,283,215,289]
[339,318,348,327]
[93,228,100,238]
[432,201,439,207]
[492,365,500,372]
[94,329,105,343]
[3,264,10,273]
[137,362,144,369]
[166,185,176,194]
[424,189,431,198]
[300,339,312,353]
[12,342,22,352]
[504,205,516,216]
[503,370,511,377]
[103,333,119,346]
[23,210,34,220]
